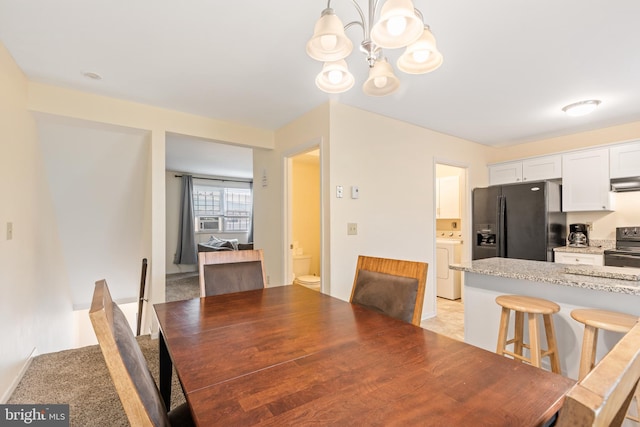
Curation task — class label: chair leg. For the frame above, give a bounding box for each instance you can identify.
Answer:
[579,325,599,381]
[528,313,541,368]
[514,311,524,359]
[496,307,510,356]
[543,313,561,374]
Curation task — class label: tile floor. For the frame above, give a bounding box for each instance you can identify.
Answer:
[421,297,464,342]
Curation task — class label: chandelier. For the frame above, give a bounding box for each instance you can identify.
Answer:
[306,0,443,96]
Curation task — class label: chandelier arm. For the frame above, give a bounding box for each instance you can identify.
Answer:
[414,8,424,23]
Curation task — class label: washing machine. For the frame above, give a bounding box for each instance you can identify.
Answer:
[436,238,462,300]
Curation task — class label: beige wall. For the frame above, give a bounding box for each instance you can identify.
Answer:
[0,43,72,400]
[488,121,640,163]
[254,102,330,288]
[292,156,321,276]
[327,103,492,317]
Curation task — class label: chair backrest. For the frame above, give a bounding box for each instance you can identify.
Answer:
[198,249,266,297]
[90,280,170,427]
[350,255,428,326]
[556,320,640,427]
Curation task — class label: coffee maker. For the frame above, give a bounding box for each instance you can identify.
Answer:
[568,223,589,247]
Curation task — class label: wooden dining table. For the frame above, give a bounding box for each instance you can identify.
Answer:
[154,284,575,426]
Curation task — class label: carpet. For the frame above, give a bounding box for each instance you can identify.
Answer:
[7,274,201,426]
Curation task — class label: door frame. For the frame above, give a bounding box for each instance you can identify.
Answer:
[282,137,324,289]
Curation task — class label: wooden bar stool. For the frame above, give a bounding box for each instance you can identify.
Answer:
[571,308,639,423]
[495,295,561,373]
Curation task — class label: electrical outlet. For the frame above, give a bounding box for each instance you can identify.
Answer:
[586,222,593,232]
[347,223,357,235]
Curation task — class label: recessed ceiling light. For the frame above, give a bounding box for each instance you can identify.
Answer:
[82,71,103,80]
[562,100,601,117]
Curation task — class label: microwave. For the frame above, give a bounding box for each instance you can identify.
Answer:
[198,216,222,232]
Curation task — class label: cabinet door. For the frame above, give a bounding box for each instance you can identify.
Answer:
[610,141,640,178]
[522,155,562,181]
[489,161,523,185]
[437,176,460,218]
[562,149,612,211]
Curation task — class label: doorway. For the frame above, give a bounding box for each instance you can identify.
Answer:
[285,147,322,290]
[434,162,468,300]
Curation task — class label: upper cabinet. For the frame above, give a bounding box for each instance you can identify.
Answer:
[436,176,460,218]
[489,155,561,185]
[522,155,562,181]
[562,148,613,212]
[489,161,522,185]
[610,140,640,179]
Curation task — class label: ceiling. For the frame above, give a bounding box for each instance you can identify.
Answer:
[1,0,640,156]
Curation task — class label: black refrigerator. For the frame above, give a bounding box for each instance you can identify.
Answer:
[472,181,566,261]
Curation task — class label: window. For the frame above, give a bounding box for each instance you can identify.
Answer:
[193,182,252,232]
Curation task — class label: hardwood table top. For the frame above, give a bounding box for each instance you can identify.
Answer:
[154,284,575,426]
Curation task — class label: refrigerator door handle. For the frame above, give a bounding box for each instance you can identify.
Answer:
[497,195,506,257]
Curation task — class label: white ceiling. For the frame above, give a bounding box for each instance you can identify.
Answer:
[1,0,640,156]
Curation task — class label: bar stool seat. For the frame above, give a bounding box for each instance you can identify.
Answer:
[495,295,561,373]
[571,308,639,422]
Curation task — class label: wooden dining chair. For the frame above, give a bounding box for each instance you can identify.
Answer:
[198,249,266,297]
[350,255,428,326]
[555,319,640,427]
[89,280,194,427]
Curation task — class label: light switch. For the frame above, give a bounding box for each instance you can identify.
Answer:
[351,186,359,199]
[336,185,344,198]
[6,222,13,240]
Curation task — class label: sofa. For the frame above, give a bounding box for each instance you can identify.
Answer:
[197,236,254,252]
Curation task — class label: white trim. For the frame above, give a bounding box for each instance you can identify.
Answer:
[0,347,37,403]
[282,137,324,291]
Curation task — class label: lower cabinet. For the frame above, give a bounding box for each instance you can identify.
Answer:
[554,252,604,266]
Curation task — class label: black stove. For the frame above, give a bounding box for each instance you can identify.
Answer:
[604,227,640,268]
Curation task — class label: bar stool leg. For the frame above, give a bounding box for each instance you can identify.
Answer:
[514,311,524,358]
[496,307,510,356]
[528,313,541,368]
[543,313,561,374]
[579,325,599,380]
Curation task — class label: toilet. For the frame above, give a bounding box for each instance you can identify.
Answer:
[293,254,321,291]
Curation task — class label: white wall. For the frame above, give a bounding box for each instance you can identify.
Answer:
[37,116,151,309]
[0,43,73,402]
[327,104,491,318]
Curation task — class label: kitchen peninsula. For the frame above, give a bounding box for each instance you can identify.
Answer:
[451,257,640,380]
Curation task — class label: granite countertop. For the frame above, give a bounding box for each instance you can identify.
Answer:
[553,245,606,254]
[450,257,640,296]
[552,239,614,255]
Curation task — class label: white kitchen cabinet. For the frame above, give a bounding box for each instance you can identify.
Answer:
[489,161,522,185]
[436,176,460,218]
[562,148,613,211]
[554,252,604,266]
[610,140,640,178]
[489,155,561,185]
[522,155,562,181]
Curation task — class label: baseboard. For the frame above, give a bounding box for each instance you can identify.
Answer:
[0,347,37,403]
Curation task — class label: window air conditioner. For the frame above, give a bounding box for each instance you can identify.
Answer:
[198,216,222,232]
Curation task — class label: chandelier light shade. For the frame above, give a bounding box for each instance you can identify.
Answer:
[363,58,400,96]
[370,0,423,49]
[315,59,355,93]
[307,0,443,96]
[306,8,354,62]
[562,100,601,117]
[397,26,443,74]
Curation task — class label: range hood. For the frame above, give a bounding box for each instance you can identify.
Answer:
[610,176,640,192]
